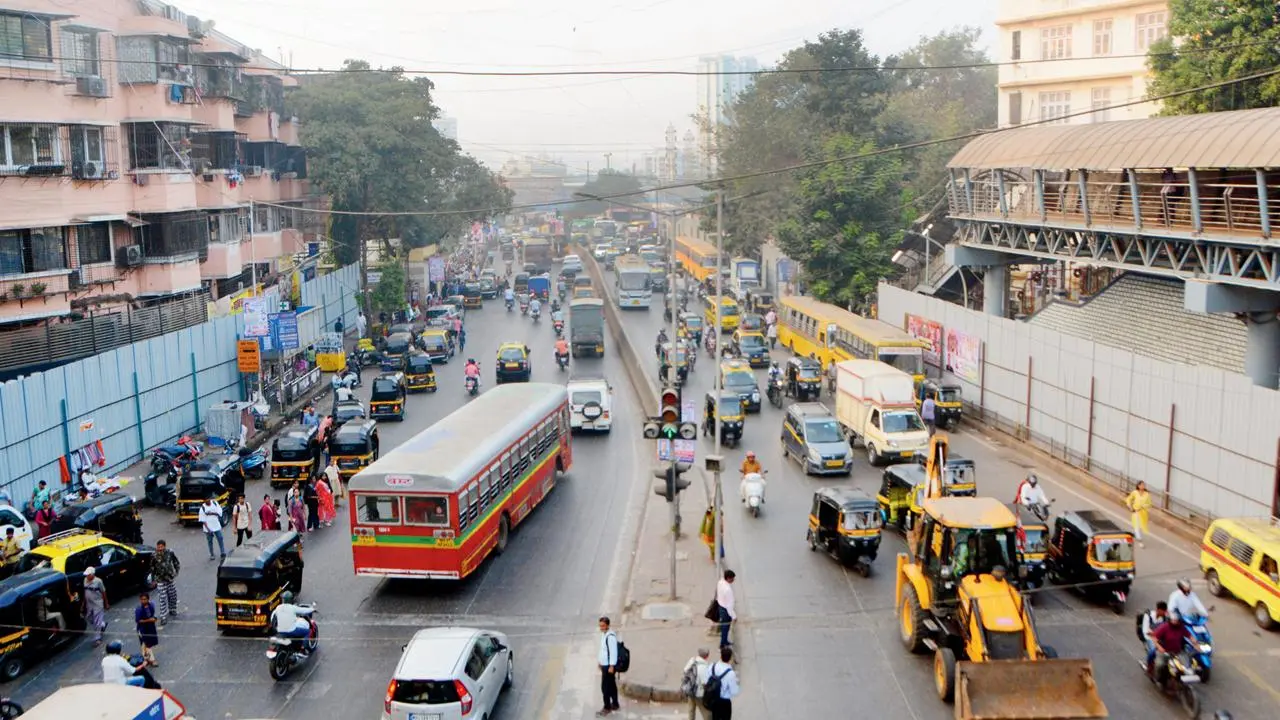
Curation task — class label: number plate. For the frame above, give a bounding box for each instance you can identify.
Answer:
[900,451,914,457]
[824,460,843,468]
[353,535,375,546]
[506,363,520,369]
[409,714,442,720]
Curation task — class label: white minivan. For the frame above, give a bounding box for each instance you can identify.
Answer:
[383,627,513,720]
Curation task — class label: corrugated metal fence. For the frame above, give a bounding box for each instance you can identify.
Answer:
[0,264,361,500]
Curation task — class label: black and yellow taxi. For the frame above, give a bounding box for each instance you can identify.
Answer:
[418,328,454,364]
[215,530,303,634]
[17,529,154,603]
[329,419,381,479]
[404,352,437,392]
[702,390,745,447]
[731,329,770,367]
[369,372,408,421]
[495,342,532,384]
[719,358,762,412]
[0,566,82,679]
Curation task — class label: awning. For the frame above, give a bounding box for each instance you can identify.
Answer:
[124,215,149,228]
[72,214,127,224]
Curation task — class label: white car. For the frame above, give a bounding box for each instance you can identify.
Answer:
[591,244,609,260]
[567,376,613,433]
[0,504,34,551]
[383,627,513,720]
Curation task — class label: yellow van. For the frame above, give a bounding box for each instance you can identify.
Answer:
[1199,518,1280,629]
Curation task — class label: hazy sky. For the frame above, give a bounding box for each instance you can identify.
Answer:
[179,0,997,174]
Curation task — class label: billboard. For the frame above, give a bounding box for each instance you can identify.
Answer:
[944,328,982,384]
[905,314,943,368]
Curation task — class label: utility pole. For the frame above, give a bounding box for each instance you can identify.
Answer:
[713,189,725,575]
[604,152,612,171]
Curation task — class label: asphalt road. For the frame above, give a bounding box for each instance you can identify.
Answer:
[612,272,1280,720]
[8,291,650,719]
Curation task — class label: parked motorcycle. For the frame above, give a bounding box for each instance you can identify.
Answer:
[235,446,269,480]
[150,437,202,474]
[266,606,319,681]
[1184,615,1214,683]
[142,469,178,509]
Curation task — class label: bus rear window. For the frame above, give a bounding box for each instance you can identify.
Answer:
[357,495,402,525]
[404,496,450,527]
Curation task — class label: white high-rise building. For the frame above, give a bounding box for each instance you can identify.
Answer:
[997,0,1168,127]
[696,55,760,175]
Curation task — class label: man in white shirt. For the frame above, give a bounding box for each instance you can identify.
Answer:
[101,640,147,686]
[681,648,712,720]
[270,591,315,640]
[1017,475,1049,509]
[705,646,740,720]
[715,570,736,648]
[596,616,620,716]
[198,499,226,561]
[1168,578,1209,620]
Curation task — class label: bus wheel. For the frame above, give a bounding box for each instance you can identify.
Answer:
[495,514,511,554]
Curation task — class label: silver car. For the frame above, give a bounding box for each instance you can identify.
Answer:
[382,627,513,720]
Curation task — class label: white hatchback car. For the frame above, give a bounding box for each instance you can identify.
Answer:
[383,627,513,720]
[567,376,613,433]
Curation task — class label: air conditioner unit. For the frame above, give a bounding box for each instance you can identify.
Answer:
[120,245,144,267]
[73,162,104,180]
[244,165,263,177]
[68,269,84,290]
[76,76,109,98]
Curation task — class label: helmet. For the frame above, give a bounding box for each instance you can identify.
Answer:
[1027,473,1038,485]
[281,590,295,604]
[746,451,756,459]
[106,639,123,654]
[1177,578,1192,593]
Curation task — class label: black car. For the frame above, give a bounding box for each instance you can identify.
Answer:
[495,344,532,383]
[48,494,144,545]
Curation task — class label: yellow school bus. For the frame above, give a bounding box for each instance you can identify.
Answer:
[675,236,719,281]
[703,295,739,333]
[777,295,927,379]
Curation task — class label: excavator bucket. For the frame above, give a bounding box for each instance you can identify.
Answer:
[955,659,1108,720]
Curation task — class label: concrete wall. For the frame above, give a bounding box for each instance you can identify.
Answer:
[878,282,1280,521]
[0,263,360,499]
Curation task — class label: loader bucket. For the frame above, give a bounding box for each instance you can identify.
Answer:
[955,659,1108,720]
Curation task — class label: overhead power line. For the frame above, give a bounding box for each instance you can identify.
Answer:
[258,65,1280,220]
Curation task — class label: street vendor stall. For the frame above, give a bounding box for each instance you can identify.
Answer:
[315,332,345,372]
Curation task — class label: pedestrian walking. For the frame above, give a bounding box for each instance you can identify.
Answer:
[681,648,712,720]
[1125,481,1152,548]
[596,616,621,716]
[34,499,55,540]
[765,322,777,350]
[231,495,253,546]
[356,312,367,339]
[921,394,937,436]
[705,647,739,720]
[316,477,336,527]
[259,494,279,531]
[30,480,50,514]
[715,570,736,649]
[334,317,344,336]
[135,593,159,666]
[288,493,307,535]
[323,460,344,507]
[458,326,467,352]
[198,499,226,560]
[303,480,321,531]
[0,527,23,578]
[150,539,180,623]
[301,406,318,427]
[82,566,108,646]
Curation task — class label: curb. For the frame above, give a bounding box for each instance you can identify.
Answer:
[619,679,687,704]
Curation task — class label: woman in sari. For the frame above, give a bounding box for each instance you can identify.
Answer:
[316,478,336,527]
[288,493,307,535]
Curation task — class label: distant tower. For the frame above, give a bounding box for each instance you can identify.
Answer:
[663,123,679,182]
[681,130,700,180]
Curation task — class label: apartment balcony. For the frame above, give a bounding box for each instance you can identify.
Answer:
[191,100,235,131]
[236,111,279,142]
[277,119,299,146]
[194,171,247,207]
[120,82,201,123]
[136,258,202,297]
[202,240,247,280]
[117,12,191,39]
[130,171,199,214]
[0,271,73,323]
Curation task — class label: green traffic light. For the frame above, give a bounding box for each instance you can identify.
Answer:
[662,426,678,440]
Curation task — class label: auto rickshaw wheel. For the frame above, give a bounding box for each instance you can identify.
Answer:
[807,530,817,551]
[899,586,927,654]
[0,699,23,719]
[1205,569,1225,597]
[934,647,956,702]
[0,654,23,681]
[494,514,511,554]
[857,560,871,579]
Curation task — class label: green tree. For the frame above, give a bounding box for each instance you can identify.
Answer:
[1149,0,1280,114]
[575,169,644,214]
[369,257,407,315]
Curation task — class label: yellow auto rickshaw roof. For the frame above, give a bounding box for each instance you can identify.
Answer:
[921,496,1017,529]
[736,330,765,339]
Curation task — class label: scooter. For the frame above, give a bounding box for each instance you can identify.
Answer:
[557,352,569,372]
[506,298,515,312]
[236,446,269,480]
[1145,649,1202,718]
[150,438,201,474]
[465,375,480,397]
[741,471,767,518]
[340,367,362,389]
[531,308,541,323]
[266,606,319,681]
[553,320,564,337]
[1184,616,1214,683]
[142,469,178,509]
[519,302,529,315]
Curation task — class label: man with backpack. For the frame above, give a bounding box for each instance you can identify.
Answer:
[596,616,624,716]
[681,647,712,719]
[702,646,739,719]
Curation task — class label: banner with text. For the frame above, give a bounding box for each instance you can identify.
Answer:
[906,314,943,368]
[944,328,982,384]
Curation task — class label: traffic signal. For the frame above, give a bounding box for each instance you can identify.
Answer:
[652,463,692,501]
[659,387,680,440]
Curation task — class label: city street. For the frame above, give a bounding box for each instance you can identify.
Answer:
[611,271,1280,720]
[8,294,652,719]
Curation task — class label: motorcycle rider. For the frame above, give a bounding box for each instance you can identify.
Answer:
[551,297,561,313]
[1016,474,1050,511]
[1168,578,1209,621]
[1140,601,1169,671]
[504,287,515,308]
[740,451,762,477]
[554,338,570,366]
[464,358,481,388]
[767,361,783,390]
[655,329,669,357]
[530,297,542,318]
[270,591,316,642]
[1148,610,1193,683]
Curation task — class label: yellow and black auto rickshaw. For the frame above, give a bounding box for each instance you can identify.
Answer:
[1045,510,1135,614]
[1013,503,1050,600]
[380,332,412,373]
[806,487,883,576]
[214,530,304,634]
[702,390,744,448]
[877,464,927,533]
[462,282,484,309]
[404,352,437,392]
[0,567,84,680]
[50,493,144,544]
[748,291,774,315]
[369,372,407,421]
[177,457,244,525]
[270,425,321,489]
[328,419,380,480]
[513,272,530,295]
[916,377,963,429]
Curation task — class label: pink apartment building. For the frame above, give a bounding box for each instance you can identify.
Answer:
[0,0,324,345]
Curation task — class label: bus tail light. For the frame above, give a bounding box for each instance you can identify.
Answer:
[455,679,473,715]
[384,679,396,714]
[433,529,456,539]
[353,527,373,537]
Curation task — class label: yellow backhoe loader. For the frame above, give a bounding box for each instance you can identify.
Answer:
[895,436,1107,719]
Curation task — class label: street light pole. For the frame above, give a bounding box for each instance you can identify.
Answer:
[713,189,725,576]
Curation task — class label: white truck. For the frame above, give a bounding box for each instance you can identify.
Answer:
[834,359,930,466]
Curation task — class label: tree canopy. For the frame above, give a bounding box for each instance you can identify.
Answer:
[574,169,645,215]
[1148,0,1280,114]
[290,60,512,267]
[710,29,994,307]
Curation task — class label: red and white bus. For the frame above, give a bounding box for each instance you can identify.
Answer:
[348,383,572,579]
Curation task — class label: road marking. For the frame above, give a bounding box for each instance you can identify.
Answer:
[1235,661,1280,704]
[534,643,569,720]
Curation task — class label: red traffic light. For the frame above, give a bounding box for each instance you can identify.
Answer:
[660,387,680,424]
